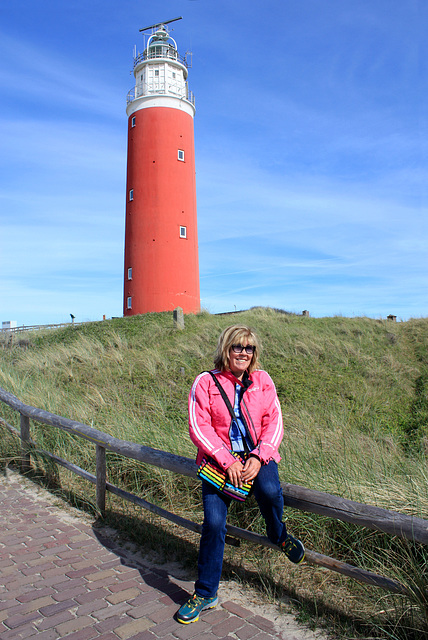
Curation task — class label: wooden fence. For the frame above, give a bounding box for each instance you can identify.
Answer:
[1,385,427,598]
[0,321,86,335]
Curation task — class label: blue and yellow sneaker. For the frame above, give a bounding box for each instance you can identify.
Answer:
[280,533,305,564]
[176,593,218,624]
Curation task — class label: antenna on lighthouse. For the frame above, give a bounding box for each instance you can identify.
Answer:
[139,16,182,33]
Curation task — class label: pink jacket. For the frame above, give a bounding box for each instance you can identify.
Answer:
[188,368,283,471]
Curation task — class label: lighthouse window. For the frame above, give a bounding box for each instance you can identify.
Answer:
[178,149,185,161]
[127,268,132,280]
[155,69,159,76]
[127,297,132,309]
[180,226,187,239]
[129,189,134,201]
[131,116,136,127]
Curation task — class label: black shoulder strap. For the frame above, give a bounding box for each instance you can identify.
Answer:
[206,371,255,451]
[207,371,235,418]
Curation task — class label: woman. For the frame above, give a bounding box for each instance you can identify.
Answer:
[176,324,305,624]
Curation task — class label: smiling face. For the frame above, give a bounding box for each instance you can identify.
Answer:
[227,342,255,380]
[214,325,261,375]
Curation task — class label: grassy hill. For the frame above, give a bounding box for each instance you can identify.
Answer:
[0,308,427,638]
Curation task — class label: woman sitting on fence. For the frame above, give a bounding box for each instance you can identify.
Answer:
[176,324,305,624]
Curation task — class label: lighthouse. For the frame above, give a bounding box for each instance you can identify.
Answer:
[123,18,200,316]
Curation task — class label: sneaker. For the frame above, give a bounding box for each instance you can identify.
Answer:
[176,593,218,624]
[280,533,305,564]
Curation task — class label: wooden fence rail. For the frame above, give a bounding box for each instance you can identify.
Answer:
[1,385,427,598]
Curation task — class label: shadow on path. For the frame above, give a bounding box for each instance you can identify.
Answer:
[0,469,297,639]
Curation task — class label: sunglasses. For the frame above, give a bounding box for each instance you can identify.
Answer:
[231,344,256,355]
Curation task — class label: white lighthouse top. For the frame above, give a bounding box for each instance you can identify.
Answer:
[126,20,195,117]
[144,26,180,64]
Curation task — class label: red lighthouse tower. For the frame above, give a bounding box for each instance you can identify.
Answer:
[123,18,200,316]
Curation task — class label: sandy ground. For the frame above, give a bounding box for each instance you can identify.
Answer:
[5,468,332,640]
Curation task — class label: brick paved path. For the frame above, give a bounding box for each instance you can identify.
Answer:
[0,471,303,640]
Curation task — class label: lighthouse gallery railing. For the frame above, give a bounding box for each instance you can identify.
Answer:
[126,85,195,106]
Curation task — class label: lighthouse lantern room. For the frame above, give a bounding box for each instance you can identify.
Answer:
[123,18,200,316]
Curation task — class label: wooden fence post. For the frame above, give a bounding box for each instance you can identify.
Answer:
[20,413,31,473]
[96,444,106,515]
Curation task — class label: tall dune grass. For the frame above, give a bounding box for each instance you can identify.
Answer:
[0,308,427,638]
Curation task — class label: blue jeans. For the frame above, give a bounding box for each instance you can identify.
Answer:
[195,460,287,598]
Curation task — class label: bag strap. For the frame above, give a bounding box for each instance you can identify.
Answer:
[206,371,256,452]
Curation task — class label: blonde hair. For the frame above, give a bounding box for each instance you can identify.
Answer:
[214,325,261,374]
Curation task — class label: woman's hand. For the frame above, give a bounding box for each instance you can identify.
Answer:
[227,460,245,487]
[227,456,262,487]
[241,456,261,483]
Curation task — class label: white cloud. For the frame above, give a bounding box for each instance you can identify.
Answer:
[0,30,124,119]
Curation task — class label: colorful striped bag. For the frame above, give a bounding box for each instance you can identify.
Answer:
[197,452,253,502]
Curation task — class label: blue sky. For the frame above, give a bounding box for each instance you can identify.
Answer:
[0,0,426,326]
